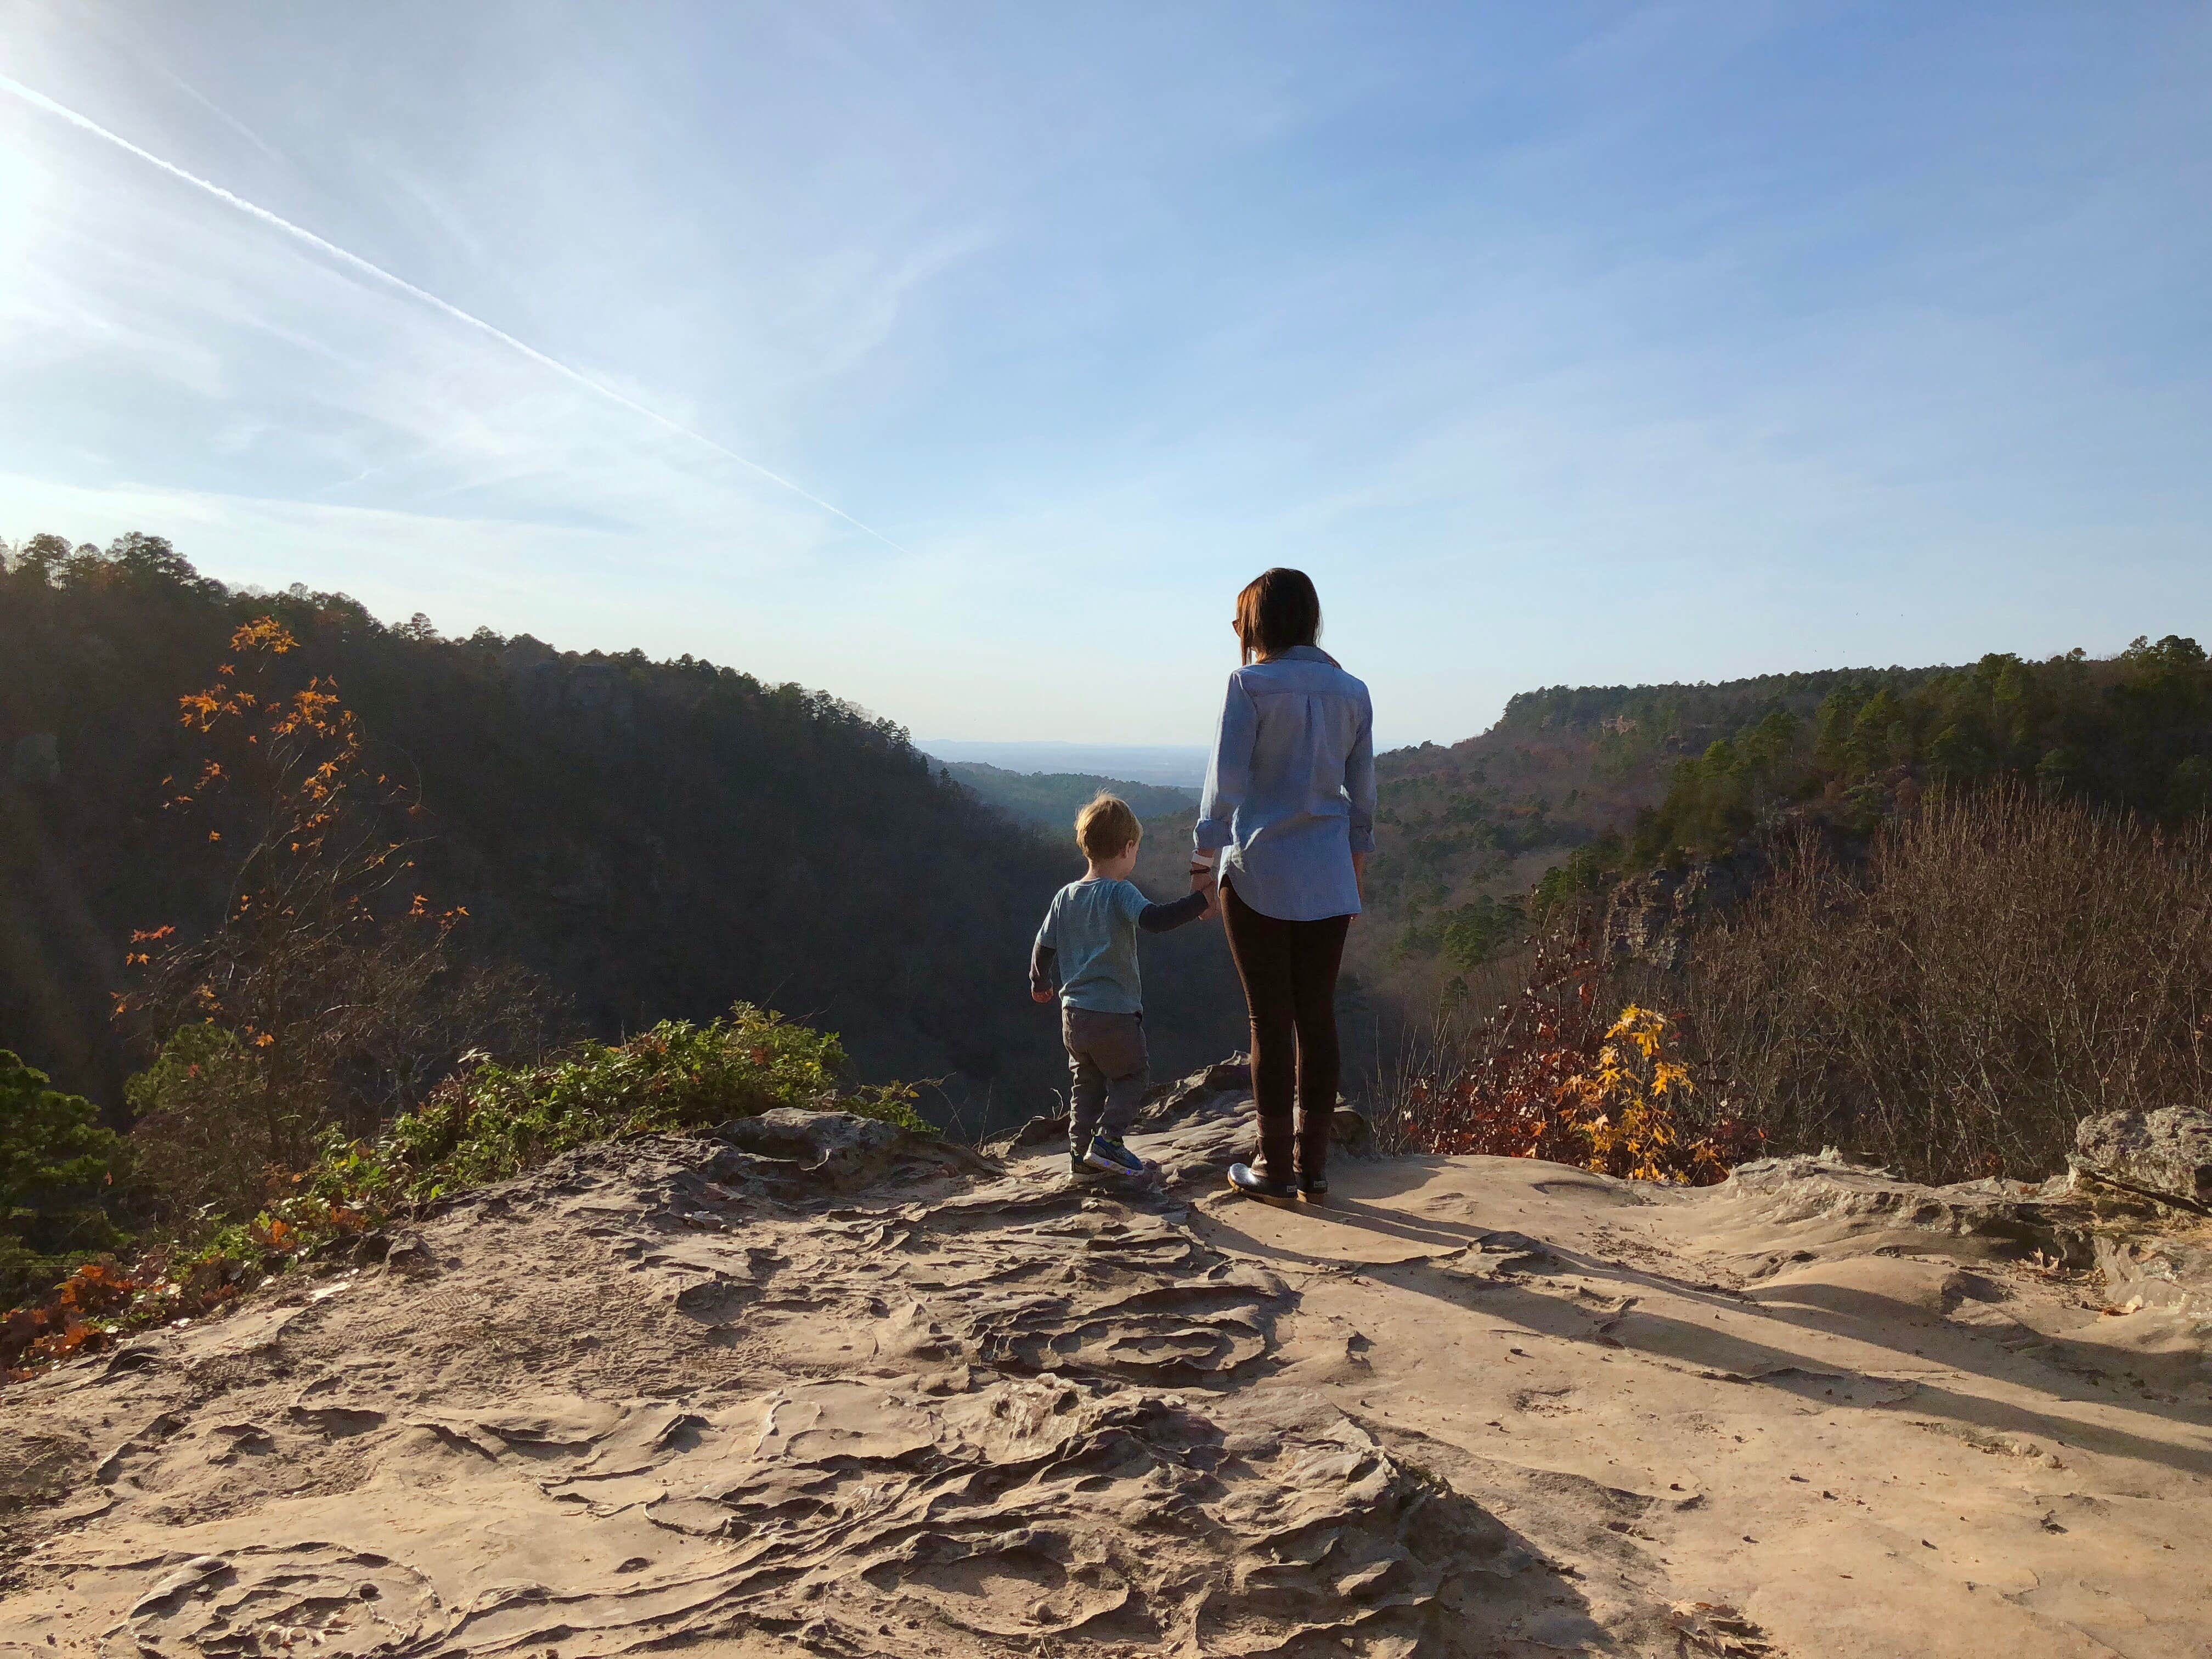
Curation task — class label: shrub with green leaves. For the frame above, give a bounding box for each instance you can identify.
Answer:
[123,1024,292,1229]
[1,1049,130,1308]
[333,1002,929,1201]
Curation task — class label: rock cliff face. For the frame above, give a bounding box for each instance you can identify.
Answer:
[1599,851,1767,971]
[4,1072,2210,1657]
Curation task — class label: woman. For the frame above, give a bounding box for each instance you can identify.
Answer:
[1190,568,1375,1203]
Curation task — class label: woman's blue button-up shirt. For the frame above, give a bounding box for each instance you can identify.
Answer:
[1194,645,1375,922]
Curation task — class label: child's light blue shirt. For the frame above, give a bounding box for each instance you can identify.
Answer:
[1034,878,1150,1015]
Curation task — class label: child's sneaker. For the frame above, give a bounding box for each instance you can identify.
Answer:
[1082,1135,1152,1177]
[1068,1153,1103,1181]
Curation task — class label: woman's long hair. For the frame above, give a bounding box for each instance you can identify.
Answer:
[1234,568,1322,664]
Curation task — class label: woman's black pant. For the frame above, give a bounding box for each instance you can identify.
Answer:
[1222,882,1351,1183]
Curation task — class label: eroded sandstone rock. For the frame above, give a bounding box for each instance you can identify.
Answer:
[0,1071,1570,1655]
[2075,1105,2212,1207]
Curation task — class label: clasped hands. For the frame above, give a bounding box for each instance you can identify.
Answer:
[1188,864,1220,919]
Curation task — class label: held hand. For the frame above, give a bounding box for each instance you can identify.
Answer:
[1031,988,1055,1005]
[1190,866,1218,919]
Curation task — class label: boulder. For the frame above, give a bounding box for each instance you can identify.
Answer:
[710,1107,992,1197]
[1330,1103,1378,1156]
[2075,1105,2212,1207]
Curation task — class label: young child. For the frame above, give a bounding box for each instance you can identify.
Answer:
[1030,793,1214,1179]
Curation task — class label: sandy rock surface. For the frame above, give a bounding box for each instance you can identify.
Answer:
[3,1077,2208,1657]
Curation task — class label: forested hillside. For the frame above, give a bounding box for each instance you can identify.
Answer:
[0,534,1243,1129]
[1355,644,2212,1012]
[1644,637,2212,852]
[16,532,2196,1135]
[1347,665,1954,1005]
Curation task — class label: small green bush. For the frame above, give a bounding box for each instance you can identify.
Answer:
[324,1002,929,1203]
[8,1004,929,1358]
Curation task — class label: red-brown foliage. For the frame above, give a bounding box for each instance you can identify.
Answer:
[2,1260,158,1376]
[2,1204,374,1382]
[1395,927,1613,1166]
[1392,925,1762,1184]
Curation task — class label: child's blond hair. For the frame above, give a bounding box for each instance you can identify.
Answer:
[1075,793,1142,861]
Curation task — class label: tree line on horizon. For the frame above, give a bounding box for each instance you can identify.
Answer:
[1521,634,2212,917]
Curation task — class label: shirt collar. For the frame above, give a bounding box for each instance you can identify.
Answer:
[1279,645,1336,665]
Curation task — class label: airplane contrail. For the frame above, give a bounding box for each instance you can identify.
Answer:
[0,72,913,555]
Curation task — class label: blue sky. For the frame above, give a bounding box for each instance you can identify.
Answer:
[3,3,2208,749]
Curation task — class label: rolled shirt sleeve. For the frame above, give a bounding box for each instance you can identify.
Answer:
[1195,672,1257,856]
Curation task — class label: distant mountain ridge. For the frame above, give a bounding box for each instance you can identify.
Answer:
[1359,644,2212,1008]
[923,741,1209,788]
[939,761,1198,838]
[943,667,1979,1028]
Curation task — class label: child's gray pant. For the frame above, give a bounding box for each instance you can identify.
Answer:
[1062,1006,1149,1158]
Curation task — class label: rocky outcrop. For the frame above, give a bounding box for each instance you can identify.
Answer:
[1719,1150,2109,1265]
[0,1075,1562,1656]
[984,1056,1378,1167]
[1600,849,1767,970]
[9,1070,2212,1657]
[1719,1147,2212,1317]
[2075,1105,2212,1209]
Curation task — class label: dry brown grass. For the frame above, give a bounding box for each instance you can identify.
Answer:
[1684,785,2212,1183]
